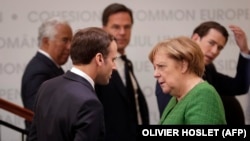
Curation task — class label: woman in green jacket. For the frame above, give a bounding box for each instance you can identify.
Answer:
[148,36,226,125]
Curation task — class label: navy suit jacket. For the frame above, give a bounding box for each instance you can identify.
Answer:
[21,52,64,111]
[156,54,250,124]
[28,71,105,141]
[95,58,149,141]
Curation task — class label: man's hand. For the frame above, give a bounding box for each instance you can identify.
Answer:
[229,25,249,54]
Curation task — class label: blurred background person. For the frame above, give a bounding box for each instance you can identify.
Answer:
[28,27,117,141]
[21,17,73,133]
[95,3,149,141]
[156,21,250,125]
[150,36,226,124]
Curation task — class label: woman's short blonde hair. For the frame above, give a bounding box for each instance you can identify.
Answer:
[149,36,205,77]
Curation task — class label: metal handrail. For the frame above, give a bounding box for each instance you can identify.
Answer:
[0,120,28,141]
[0,98,34,141]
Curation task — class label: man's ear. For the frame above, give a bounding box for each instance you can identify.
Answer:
[191,33,200,41]
[95,53,103,65]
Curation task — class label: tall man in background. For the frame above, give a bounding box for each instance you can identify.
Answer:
[156,21,250,125]
[21,17,73,131]
[95,3,149,141]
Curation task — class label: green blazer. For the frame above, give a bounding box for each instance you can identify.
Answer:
[160,81,226,125]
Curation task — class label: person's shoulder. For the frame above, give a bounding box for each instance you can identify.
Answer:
[194,82,222,103]
[41,74,63,85]
[196,81,218,94]
[25,53,48,67]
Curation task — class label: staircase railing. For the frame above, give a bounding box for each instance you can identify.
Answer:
[0,98,34,141]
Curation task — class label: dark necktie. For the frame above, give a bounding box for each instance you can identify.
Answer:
[120,55,142,124]
[120,55,135,99]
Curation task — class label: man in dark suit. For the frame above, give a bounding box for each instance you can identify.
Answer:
[28,27,118,141]
[156,21,250,125]
[21,17,73,132]
[95,3,149,141]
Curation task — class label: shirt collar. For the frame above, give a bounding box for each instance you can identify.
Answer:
[38,49,61,68]
[70,67,95,89]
